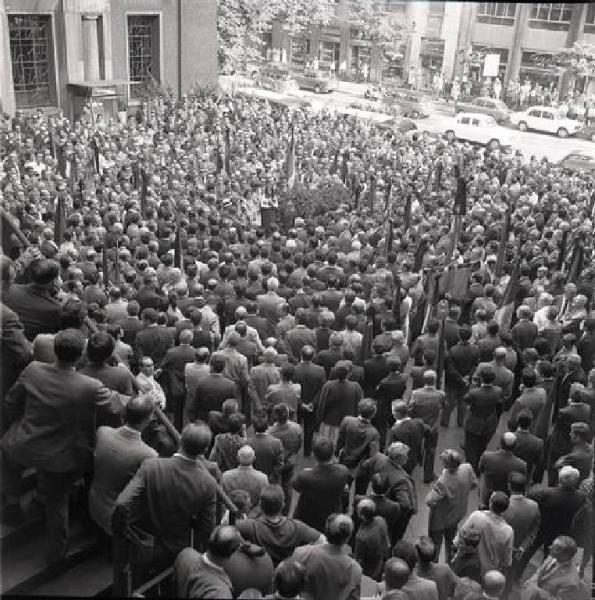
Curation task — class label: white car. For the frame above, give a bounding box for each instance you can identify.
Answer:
[510,106,582,138]
[443,112,517,149]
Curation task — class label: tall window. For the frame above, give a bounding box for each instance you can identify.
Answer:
[585,4,595,33]
[476,3,516,25]
[9,15,55,108]
[127,16,160,97]
[529,3,571,29]
[384,0,407,14]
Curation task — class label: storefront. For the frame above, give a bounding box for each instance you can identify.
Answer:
[381,44,406,84]
[349,43,372,82]
[290,37,311,71]
[519,52,562,89]
[420,38,445,90]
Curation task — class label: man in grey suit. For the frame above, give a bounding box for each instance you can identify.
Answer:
[248,410,283,484]
[257,277,285,329]
[89,394,158,535]
[512,411,544,484]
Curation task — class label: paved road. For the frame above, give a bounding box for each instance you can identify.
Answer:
[221,75,595,162]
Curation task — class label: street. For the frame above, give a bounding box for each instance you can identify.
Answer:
[222,75,595,162]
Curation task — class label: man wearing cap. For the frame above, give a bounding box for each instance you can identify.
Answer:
[519,465,586,574]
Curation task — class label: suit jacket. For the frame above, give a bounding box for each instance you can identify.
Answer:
[401,573,438,600]
[443,319,461,349]
[577,330,595,373]
[135,287,164,311]
[363,454,417,515]
[248,433,284,483]
[513,430,544,481]
[463,385,502,436]
[221,465,269,508]
[4,283,63,340]
[293,361,327,408]
[317,379,363,428]
[160,344,197,400]
[256,292,285,327]
[89,425,157,534]
[250,363,281,404]
[511,319,538,350]
[409,387,444,432]
[363,355,390,396]
[502,494,540,550]
[113,454,217,557]
[2,361,117,473]
[385,418,426,472]
[187,373,239,423]
[337,416,379,467]
[508,388,547,435]
[134,325,173,366]
[292,462,350,531]
[445,342,480,387]
[120,316,145,346]
[524,556,589,600]
[285,326,316,362]
[549,402,592,458]
[315,347,344,378]
[0,302,31,405]
[372,372,407,434]
[478,450,527,507]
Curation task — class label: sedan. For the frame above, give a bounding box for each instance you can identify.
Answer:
[510,106,582,138]
[294,69,337,93]
[444,112,517,149]
[454,96,511,122]
[559,151,595,172]
[384,90,431,118]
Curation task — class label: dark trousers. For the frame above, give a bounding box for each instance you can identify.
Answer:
[518,534,550,578]
[393,513,413,542]
[281,464,295,516]
[423,430,438,482]
[441,384,467,427]
[429,525,458,563]
[300,410,316,457]
[2,450,80,561]
[166,394,184,431]
[464,429,495,474]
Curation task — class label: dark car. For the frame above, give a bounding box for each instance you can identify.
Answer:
[454,96,511,123]
[294,69,337,93]
[559,151,595,172]
[383,89,431,118]
[377,117,417,133]
[256,65,298,93]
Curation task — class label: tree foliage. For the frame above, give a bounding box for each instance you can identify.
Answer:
[535,42,595,77]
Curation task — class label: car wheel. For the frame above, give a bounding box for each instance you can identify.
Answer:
[411,110,420,119]
[557,127,569,138]
[488,138,500,150]
[445,130,455,142]
[314,85,321,94]
[518,121,528,132]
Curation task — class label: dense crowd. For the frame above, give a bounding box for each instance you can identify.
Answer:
[1,87,594,600]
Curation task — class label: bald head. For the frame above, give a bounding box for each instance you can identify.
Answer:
[180,423,212,458]
[238,445,255,466]
[383,558,411,591]
[483,570,506,597]
[501,432,517,451]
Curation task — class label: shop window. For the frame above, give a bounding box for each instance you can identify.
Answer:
[128,15,160,98]
[476,3,516,25]
[529,3,571,30]
[8,14,56,108]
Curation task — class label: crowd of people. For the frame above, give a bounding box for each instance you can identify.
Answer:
[1,85,594,600]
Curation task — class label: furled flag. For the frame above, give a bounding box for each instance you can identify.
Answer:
[224,127,231,175]
[102,248,109,291]
[384,218,394,257]
[393,278,402,330]
[91,137,100,173]
[330,148,340,176]
[341,149,349,185]
[357,306,376,366]
[285,125,296,188]
[112,242,120,286]
[140,168,148,217]
[494,259,520,333]
[434,160,443,193]
[422,270,442,334]
[565,239,584,286]
[413,237,428,272]
[435,314,446,389]
[368,174,377,210]
[403,194,412,234]
[454,175,467,216]
[495,208,511,277]
[54,196,66,245]
[216,144,224,175]
[556,229,569,272]
[384,177,393,212]
[173,224,184,270]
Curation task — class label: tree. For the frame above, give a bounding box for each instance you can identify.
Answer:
[217,0,335,74]
[343,0,411,81]
[535,42,595,94]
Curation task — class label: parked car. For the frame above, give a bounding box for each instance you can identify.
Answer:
[377,117,417,133]
[384,90,431,118]
[454,96,511,122]
[294,69,337,93]
[444,112,517,149]
[256,65,298,93]
[509,106,582,138]
[559,151,595,172]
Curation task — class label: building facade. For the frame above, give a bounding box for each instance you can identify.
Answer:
[265,2,595,93]
[0,0,218,117]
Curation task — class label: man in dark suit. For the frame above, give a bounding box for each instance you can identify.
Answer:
[443,305,461,350]
[1,329,120,561]
[463,368,502,474]
[160,329,197,429]
[291,437,350,532]
[234,321,260,368]
[119,300,145,347]
[135,274,164,311]
[186,354,239,423]
[112,423,217,589]
[3,258,64,340]
[478,432,527,509]
[512,410,544,484]
[293,345,326,457]
[511,305,538,350]
[385,401,426,475]
[256,277,285,329]
[363,341,391,397]
[442,326,479,428]
[577,317,595,373]
[284,310,316,363]
[248,410,283,484]
[315,332,345,377]
[519,465,586,574]
[372,357,407,448]
[134,307,173,368]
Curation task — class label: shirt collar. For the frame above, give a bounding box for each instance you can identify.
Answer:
[173,452,197,464]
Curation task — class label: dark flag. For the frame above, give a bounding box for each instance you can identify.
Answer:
[499,166,509,185]
[341,149,349,184]
[102,249,109,291]
[403,194,412,234]
[384,218,394,257]
[140,168,148,217]
[0,207,29,255]
[384,178,393,212]
[54,196,66,245]
[329,148,340,176]
[565,239,584,285]
[495,259,520,333]
[413,237,428,272]
[495,208,511,277]
[448,212,463,260]
[454,176,467,216]
[216,145,224,175]
[354,178,362,209]
[393,279,402,330]
[285,125,296,188]
[368,174,377,210]
[69,156,78,193]
[556,229,569,271]
[422,270,442,333]
[434,161,443,193]
[173,225,184,270]
[224,127,231,175]
[357,310,375,366]
[91,138,100,173]
[112,242,120,286]
[435,314,446,389]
